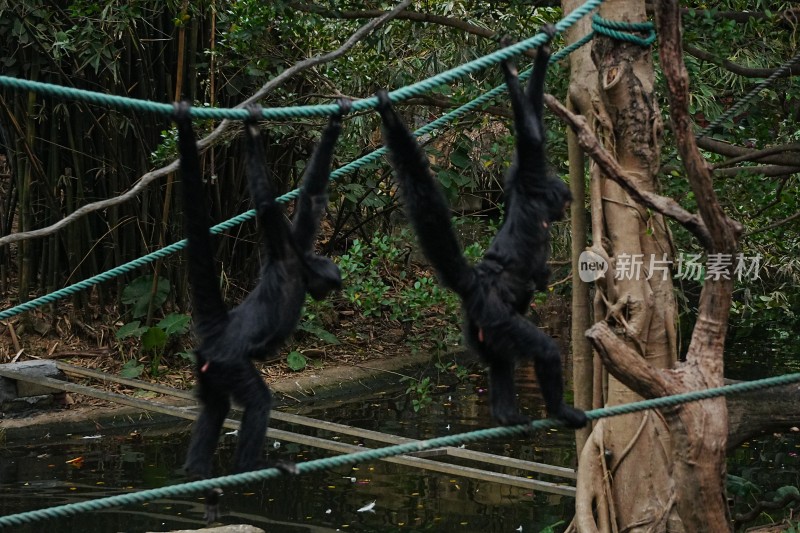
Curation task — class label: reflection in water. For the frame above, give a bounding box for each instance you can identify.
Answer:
[0,367,576,532]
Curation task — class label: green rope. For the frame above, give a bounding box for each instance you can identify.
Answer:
[0,0,604,121]
[591,14,656,47]
[698,48,800,138]
[0,30,596,321]
[1,372,798,527]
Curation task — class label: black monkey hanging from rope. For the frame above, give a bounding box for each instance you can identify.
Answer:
[173,98,350,485]
[375,27,587,429]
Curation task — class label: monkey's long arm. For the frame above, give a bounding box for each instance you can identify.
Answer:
[291,100,349,252]
[243,112,292,259]
[175,103,228,333]
[500,26,555,193]
[376,91,474,297]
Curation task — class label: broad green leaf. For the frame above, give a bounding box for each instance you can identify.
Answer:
[116,321,147,340]
[157,313,191,335]
[449,149,471,169]
[120,359,144,379]
[286,351,307,371]
[141,327,168,351]
[122,275,171,319]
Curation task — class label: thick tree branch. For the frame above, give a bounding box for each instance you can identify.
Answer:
[686,45,800,78]
[544,93,713,247]
[585,322,675,399]
[0,0,412,248]
[733,492,800,528]
[656,1,740,252]
[727,381,800,450]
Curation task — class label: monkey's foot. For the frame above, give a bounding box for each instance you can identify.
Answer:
[375,89,403,131]
[538,24,556,59]
[203,487,224,524]
[492,406,530,427]
[335,97,352,116]
[375,89,391,111]
[273,459,299,475]
[553,404,588,429]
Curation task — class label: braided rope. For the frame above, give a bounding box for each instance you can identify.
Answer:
[1,372,798,527]
[698,48,800,138]
[0,0,604,121]
[0,32,596,321]
[591,14,656,47]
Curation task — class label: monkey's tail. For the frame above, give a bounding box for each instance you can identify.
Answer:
[375,91,475,297]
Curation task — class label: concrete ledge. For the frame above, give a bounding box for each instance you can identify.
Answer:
[0,360,67,402]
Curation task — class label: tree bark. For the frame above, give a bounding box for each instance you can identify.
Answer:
[561,0,678,531]
[560,0,747,531]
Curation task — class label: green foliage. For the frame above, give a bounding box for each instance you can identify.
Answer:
[730,289,797,343]
[539,521,565,533]
[116,275,191,377]
[400,375,433,412]
[115,312,190,377]
[728,431,800,528]
[336,229,462,352]
[120,358,144,379]
[434,358,469,382]
[774,485,800,501]
[296,321,340,346]
[727,474,760,498]
[116,321,148,340]
[157,313,192,336]
[286,350,307,372]
[121,275,170,319]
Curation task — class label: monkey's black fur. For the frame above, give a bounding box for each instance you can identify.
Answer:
[174,99,349,479]
[376,28,586,429]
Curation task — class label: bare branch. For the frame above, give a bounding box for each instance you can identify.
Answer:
[0,0,412,248]
[713,143,800,169]
[746,210,800,236]
[289,1,542,58]
[686,45,800,78]
[714,164,800,178]
[544,93,713,247]
[698,137,800,167]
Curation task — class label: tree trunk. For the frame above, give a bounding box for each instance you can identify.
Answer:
[561,0,679,531]
[568,101,592,455]
[560,0,741,531]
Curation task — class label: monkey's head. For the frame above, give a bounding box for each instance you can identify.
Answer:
[543,177,572,222]
[304,254,342,300]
